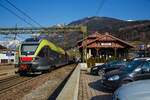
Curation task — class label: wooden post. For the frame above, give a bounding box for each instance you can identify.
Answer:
[126,48,129,58]
[114,47,117,57]
[96,48,99,56]
[124,49,126,59]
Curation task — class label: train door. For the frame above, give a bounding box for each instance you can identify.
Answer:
[37,47,49,66]
[47,47,56,66]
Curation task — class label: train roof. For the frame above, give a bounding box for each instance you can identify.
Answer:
[22,38,68,54]
[23,38,42,44]
[44,40,60,53]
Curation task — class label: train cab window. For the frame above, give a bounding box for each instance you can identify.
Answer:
[21,44,38,55]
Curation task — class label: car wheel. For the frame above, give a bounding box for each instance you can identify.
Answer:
[98,69,105,79]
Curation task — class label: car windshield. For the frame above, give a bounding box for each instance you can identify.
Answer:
[106,61,124,67]
[121,60,143,71]
[106,61,117,65]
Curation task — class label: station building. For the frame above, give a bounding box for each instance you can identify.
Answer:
[77,32,134,60]
[0,44,18,65]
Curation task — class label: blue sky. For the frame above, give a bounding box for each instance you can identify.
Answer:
[0,0,150,27]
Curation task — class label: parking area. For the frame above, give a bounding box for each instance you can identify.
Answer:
[78,70,113,100]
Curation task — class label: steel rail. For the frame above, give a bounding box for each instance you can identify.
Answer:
[0,72,52,96]
[0,75,20,83]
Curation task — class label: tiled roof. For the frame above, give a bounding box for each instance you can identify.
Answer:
[77,32,102,43]
[78,32,134,48]
[88,31,102,38]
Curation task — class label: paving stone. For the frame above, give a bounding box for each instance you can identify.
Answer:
[78,71,113,100]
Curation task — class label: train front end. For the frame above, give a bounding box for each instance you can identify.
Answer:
[18,38,41,75]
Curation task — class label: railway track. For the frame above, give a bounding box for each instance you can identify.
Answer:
[0,64,76,99]
[0,75,34,95]
[0,75,20,83]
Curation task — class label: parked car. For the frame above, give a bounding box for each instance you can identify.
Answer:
[102,59,150,90]
[113,80,150,100]
[133,57,150,61]
[90,61,127,77]
[102,62,128,74]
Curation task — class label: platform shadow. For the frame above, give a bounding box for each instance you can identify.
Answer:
[47,68,75,100]
[85,71,92,75]
[90,94,113,100]
[84,71,97,76]
[88,79,113,93]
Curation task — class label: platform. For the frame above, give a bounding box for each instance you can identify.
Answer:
[57,63,113,100]
[78,71,112,100]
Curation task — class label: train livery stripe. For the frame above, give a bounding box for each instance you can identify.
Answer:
[21,57,32,61]
[34,40,59,57]
[66,51,71,56]
[59,48,65,54]
[19,44,22,57]
[45,40,59,52]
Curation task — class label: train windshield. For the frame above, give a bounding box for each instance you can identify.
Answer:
[21,44,38,55]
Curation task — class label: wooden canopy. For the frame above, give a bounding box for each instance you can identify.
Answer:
[78,32,134,49]
[78,32,134,59]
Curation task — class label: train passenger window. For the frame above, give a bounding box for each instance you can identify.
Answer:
[48,49,58,61]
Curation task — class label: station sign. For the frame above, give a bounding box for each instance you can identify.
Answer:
[101,43,112,46]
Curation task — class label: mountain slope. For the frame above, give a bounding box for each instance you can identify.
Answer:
[43,16,150,50]
[0,16,149,50]
[0,40,21,50]
[68,16,150,41]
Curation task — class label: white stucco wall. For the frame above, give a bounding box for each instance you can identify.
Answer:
[0,53,18,64]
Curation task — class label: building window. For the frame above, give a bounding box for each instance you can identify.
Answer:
[1,59,8,64]
[11,59,14,62]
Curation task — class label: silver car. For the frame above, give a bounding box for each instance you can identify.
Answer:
[113,80,150,100]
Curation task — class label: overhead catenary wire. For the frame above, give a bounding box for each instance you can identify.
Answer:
[96,0,106,16]
[5,0,42,27]
[0,2,34,27]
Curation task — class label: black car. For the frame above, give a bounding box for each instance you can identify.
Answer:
[102,59,150,90]
[90,61,127,76]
